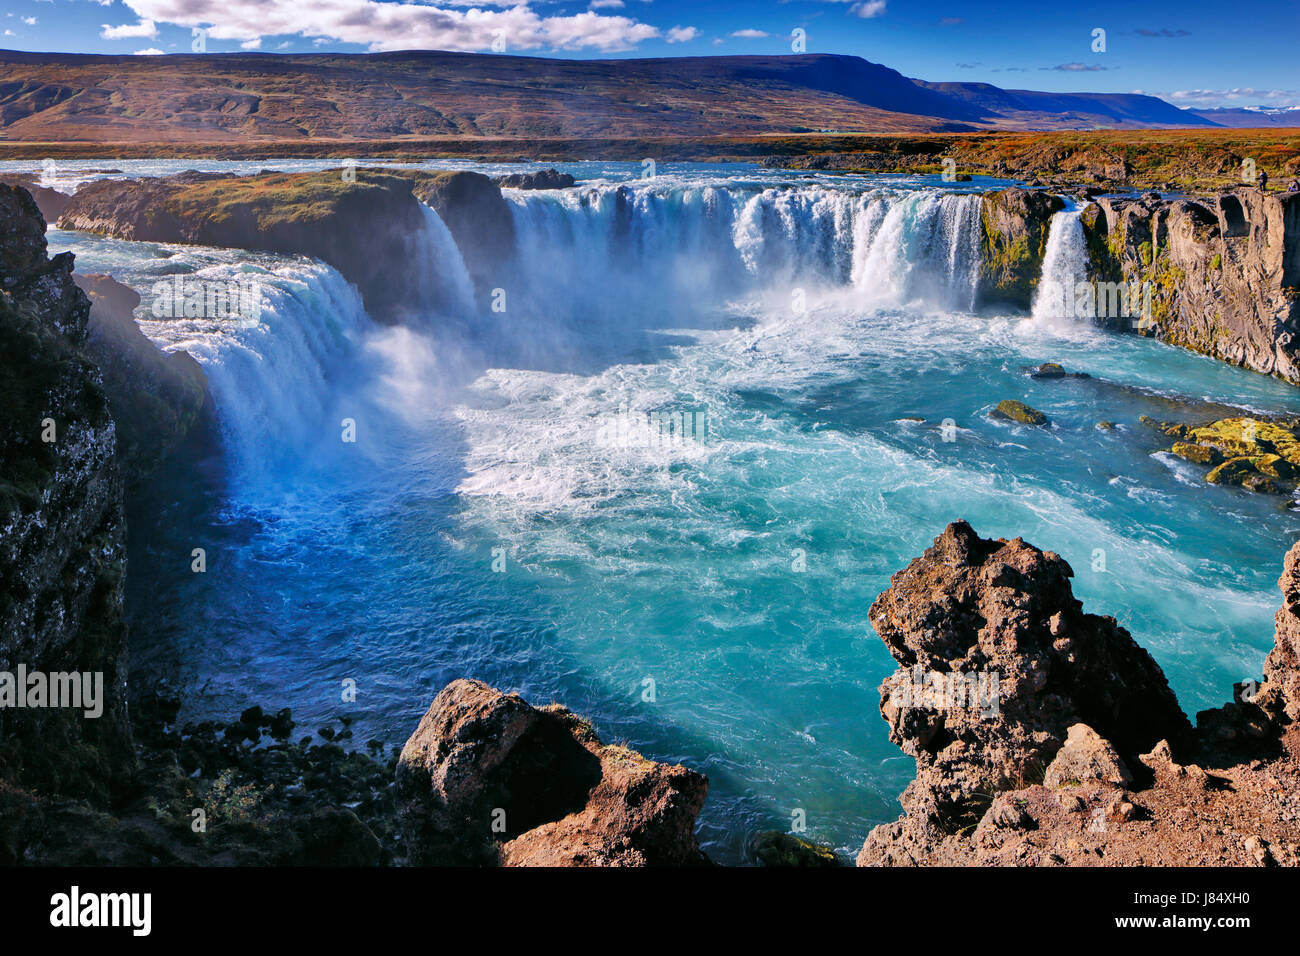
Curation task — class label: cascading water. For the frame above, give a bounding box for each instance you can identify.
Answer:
[1031,209,1089,323]
[415,203,477,317]
[502,181,986,322]
[135,259,372,486]
[47,161,1300,866]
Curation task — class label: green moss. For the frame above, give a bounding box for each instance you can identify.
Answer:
[991,399,1049,426]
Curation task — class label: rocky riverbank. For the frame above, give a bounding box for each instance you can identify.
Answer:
[859,521,1300,867]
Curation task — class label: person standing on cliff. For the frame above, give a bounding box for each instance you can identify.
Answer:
[1259,169,1269,192]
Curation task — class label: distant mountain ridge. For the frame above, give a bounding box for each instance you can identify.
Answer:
[0,49,1227,142]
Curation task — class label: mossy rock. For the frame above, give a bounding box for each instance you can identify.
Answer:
[1029,362,1066,379]
[1096,421,1116,431]
[751,830,842,867]
[991,399,1049,426]
[1254,454,1299,480]
[1204,456,1283,493]
[1170,442,1223,466]
[1189,417,1300,466]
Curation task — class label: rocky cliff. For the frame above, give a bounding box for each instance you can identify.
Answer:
[397,679,709,866]
[860,521,1300,866]
[1080,189,1300,383]
[977,188,1065,309]
[0,183,133,800]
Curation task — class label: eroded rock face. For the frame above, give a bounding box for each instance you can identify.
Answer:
[0,184,133,799]
[862,521,1190,854]
[1265,540,1300,723]
[1082,190,1300,384]
[977,188,1065,308]
[397,679,708,866]
[861,522,1300,867]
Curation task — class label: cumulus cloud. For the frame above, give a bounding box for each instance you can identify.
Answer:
[101,17,158,38]
[849,0,886,18]
[118,0,667,52]
[729,28,768,39]
[133,47,165,54]
[589,0,623,7]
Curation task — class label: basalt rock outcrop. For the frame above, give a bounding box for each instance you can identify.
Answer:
[0,174,71,223]
[860,521,1300,867]
[977,187,1065,308]
[59,169,511,322]
[494,168,576,190]
[397,679,709,866]
[1080,190,1300,384]
[73,273,211,478]
[0,183,133,799]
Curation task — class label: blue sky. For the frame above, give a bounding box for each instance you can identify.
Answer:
[2,0,1295,110]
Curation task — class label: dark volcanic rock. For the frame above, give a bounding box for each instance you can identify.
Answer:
[397,679,709,866]
[494,168,576,190]
[860,523,1300,867]
[0,174,71,223]
[0,184,133,799]
[860,521,1190,858]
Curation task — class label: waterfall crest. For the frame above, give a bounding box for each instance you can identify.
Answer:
[1032,210,1089,323]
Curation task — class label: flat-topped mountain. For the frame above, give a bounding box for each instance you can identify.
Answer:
[0,49,1217,143]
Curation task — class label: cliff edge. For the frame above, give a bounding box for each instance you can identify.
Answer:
[860,521,1300,866]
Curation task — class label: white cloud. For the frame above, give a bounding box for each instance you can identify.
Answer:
[729,29,768,39]
[665,24,697,43]
[133,47,164,54]
[119,0,665,53]
[101,18,157,39]
[849,0,886,18]
[1163,87,1300,108]
[22,16,37,25]
[240,37,261,49]
[589,0,623,7]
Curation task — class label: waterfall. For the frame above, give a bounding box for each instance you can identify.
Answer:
[1032,210,1089,322]
[416,203,476,317]
[502,183,986,319]
[137,259,372,481]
